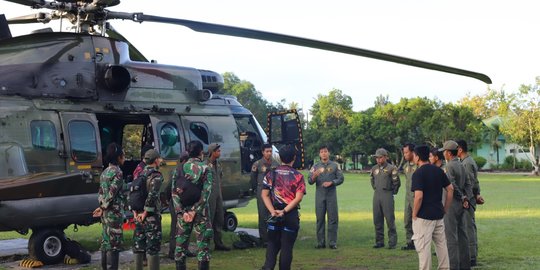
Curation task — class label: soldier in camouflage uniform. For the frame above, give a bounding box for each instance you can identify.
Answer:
[206,143,230,251]
[132,149,164,270]
[370,148,400,249]
[308,145,344,249]
[401,143,417,250]
[250,143,279,246]
[457,140,485,267]
[93,143,127,270]
[172,140,213,270]
[440,140,471,270]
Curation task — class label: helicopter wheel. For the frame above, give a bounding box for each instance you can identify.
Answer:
[223,211,238,232]
[28,228,66,265]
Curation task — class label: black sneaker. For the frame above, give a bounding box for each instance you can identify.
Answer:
[401,243,415,250]
[315,244,326,249]
[329,245,337,249]
[372,244,384,249]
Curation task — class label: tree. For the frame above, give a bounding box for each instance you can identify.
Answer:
[221,72,282,128]
[305,89,353,164]
[500,77,540,175]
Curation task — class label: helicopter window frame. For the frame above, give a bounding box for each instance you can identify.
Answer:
[30,120,57,150]
[188,122,210,146]
[68,120,98,163]
[157,122,181,160]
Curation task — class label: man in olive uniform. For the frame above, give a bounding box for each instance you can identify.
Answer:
[251,143,279,246]
[207,143,231,251]
[133,149,164,270]
[172,140,213,270]
[370,148,400,249]
[440,140,471,270]
[457,140,485,267]
[308,145,344,249]
[401,143,417,250]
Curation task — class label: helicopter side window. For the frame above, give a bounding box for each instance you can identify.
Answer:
[30,120,57,150]
[158,122,181,159]
[68,121,98,163]
[0,143,29,178]
[189,122,209,146]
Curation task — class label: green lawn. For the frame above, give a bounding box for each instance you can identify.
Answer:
[1,172,539,269]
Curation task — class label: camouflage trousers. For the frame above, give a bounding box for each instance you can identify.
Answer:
[100,209,124,251]
[175,208,213,262]
[133,214,162,255]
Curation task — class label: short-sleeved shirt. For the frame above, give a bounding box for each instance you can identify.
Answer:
[411,164,451,220]
[263,165,306,205]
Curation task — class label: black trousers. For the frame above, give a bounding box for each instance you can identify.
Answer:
[263,208,299,270]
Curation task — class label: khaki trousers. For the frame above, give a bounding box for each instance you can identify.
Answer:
[412,218,449,270]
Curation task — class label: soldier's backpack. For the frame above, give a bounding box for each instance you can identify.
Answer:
[174,164,204,207]
[129,168,156,211]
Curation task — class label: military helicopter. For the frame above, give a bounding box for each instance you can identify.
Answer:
[0,0,491,265]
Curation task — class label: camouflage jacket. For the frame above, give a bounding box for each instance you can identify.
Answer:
[460,155,480,196]
[98,165,127,211]
[250,158,280,190]
[308,160,344,188]
[142,165,163,214]
[370,161,401,194]
[403,161,417,201]
[171,157,213,214]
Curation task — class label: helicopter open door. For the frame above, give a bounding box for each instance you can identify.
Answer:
[59,112,102,182]
[267,109,305,169]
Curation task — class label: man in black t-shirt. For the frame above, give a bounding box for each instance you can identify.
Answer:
[411,145,454,270]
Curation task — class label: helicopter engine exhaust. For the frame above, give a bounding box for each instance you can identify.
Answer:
[198,89,213,101]
[103,65,130,92]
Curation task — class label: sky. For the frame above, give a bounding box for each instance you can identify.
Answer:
[2,0,539,112]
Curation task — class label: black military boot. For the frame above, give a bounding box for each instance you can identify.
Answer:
[108,250,119,270]
[198,260,210,270]
[100,250,107,270]
[175,259,186,270]
[134,252,144,270]
[148,254,160,270]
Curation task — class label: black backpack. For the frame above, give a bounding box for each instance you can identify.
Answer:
[129,168,156,211]
[173,164,204,207]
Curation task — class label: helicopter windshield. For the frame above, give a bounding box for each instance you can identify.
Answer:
[0,143,28,178]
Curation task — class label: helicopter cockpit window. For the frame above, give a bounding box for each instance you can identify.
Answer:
[234,115,263,150]
[234,115,264,172]
[68,121,98,163]
[158,122,180,159]
[30,120,57,150]
[189,122,209,146]
[0,143,29,178]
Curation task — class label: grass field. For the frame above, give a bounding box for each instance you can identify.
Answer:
[1,172,539,269]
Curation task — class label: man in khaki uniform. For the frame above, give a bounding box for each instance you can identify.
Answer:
[440,140,471,270]
[457,140,485,267]
[402,143,417,250]
[250,143,280,246]
[308,145,344,249]
[370,148,401,249]
[207,143,230,251]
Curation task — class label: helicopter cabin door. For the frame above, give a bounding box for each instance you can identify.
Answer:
[267,109,306,169]
[59,112,102,183]
[149,115,184,166]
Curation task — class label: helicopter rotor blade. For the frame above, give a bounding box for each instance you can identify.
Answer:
[3,0,45,7]
[7,12,53,24]
[107,11,491,84]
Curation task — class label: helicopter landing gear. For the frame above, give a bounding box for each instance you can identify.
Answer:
[28,228,66,265]
[223,211,238,232]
